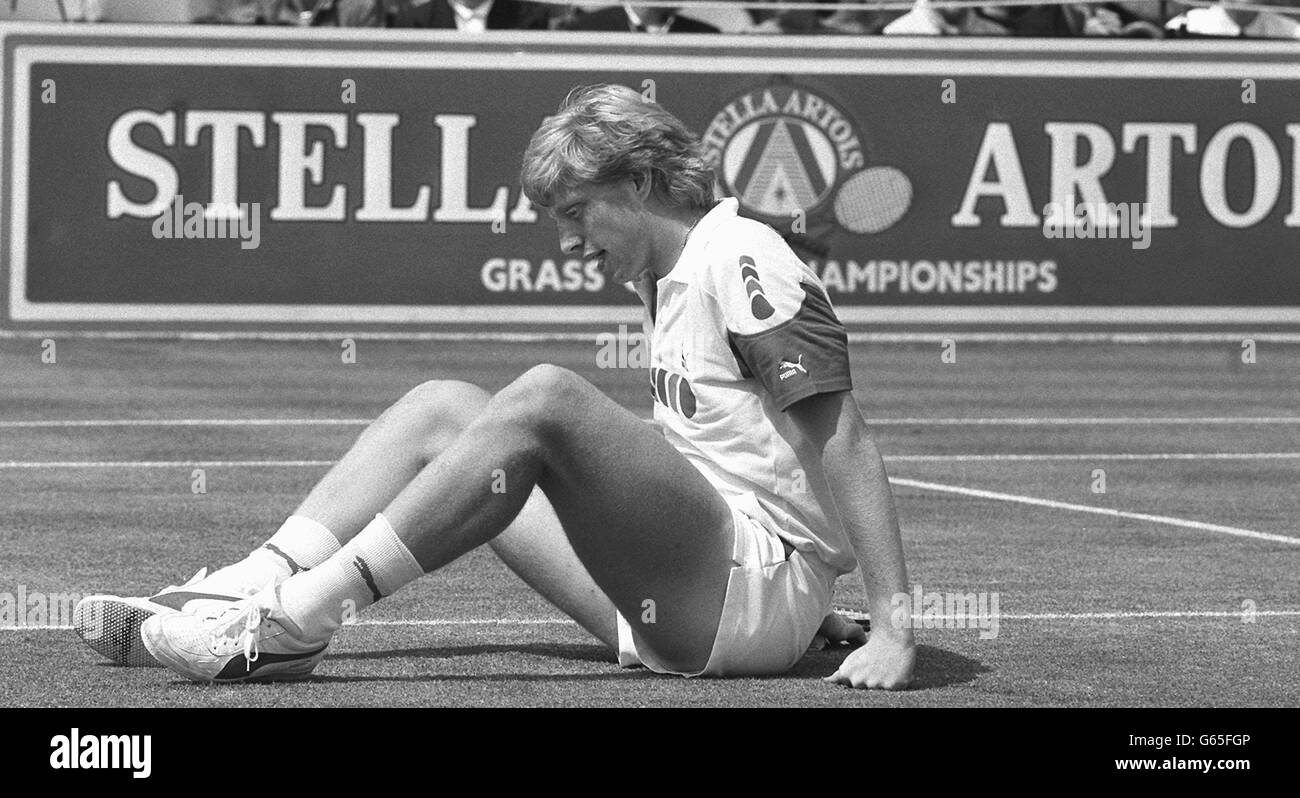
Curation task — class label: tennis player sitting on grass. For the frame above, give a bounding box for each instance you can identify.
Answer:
[74,85,915,689]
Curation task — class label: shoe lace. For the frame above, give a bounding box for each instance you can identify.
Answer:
[208,600,270,671]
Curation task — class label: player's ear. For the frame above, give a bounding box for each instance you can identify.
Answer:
[629,169,653,202]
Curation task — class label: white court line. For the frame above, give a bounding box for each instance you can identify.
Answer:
[0,419,371,428]
[865,417,1300,426]
[967,611,1300,620]
[0,619,574,631]
[5,330,1300,344]
[833,610,1300,621]
[0,460,336,468]
[6,452,1300,469]
[892,477,1300,546]
[6,610,1300,632]
[892,453,1300,462]
[4,416,1300,429]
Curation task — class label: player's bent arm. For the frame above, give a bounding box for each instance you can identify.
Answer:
[786,390,915,690]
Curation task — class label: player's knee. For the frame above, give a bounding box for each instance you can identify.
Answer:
[507,364,585,407]
[400,379,490,419]
[492,365,586,434]
[416,379,490,404]
[393,380,491,455]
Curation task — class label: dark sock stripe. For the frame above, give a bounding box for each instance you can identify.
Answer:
[351,556,384,603]
[262,542,305,575]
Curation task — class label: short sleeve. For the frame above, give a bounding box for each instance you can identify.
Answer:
[706,242,852,411]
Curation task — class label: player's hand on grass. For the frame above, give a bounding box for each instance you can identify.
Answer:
[823,628,915,690]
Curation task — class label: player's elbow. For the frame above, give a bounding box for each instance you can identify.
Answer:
[824,394,877,453]
[823,410,887,483]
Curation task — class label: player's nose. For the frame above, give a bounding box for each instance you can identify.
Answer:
[558,226,583,255]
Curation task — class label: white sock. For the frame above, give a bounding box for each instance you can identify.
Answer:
[277,513,424,643]
[201,515,341,596]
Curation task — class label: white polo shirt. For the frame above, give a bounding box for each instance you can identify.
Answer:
[642,197,858,576]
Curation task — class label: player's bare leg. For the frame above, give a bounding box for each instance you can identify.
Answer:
[211,379,620,648]
[289,381,486,541]
[142,364,734,680]
[71,382,503,666]
[189,382,485,594]
[282,364,736,672]
[486,495,620,649]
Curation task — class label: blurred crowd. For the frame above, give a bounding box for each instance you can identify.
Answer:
[7,0,1300,39]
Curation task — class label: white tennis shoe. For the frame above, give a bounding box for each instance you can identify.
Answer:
[140,582,328,683]
[73,568,247,667]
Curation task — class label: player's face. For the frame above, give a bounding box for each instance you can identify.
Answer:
[550,179,653,285]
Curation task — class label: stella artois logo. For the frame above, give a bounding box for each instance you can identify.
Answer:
[702,81,913,250]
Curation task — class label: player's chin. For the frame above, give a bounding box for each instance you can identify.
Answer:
[622,266,652,285]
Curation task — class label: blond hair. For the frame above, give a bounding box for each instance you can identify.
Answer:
[520,84,715,210]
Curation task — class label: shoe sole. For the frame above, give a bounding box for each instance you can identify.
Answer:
[73,596,166,667]
[140,615,328,684]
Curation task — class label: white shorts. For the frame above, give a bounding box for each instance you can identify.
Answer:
[615,500,837,678]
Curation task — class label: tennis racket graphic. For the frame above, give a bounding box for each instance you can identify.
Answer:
[833,165,914,235]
